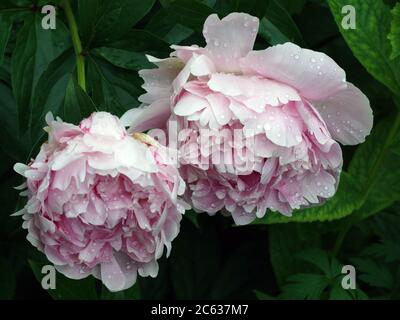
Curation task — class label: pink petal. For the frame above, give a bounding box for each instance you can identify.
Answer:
[208,74,301,107]
[121,99,171,132]
[241,42,347,100]
[101,255,126,292]
[313,83,373,145]
[174,92,209,116]
[203,13,259,72]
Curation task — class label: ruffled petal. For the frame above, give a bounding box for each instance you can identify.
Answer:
[241,42,347,100]
[313,83,373,145]
[203,13,259,72]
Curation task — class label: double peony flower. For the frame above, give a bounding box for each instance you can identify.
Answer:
[14,13,373,291]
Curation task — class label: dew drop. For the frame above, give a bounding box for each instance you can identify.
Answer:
[214,39,220,46]
[310,57,316,63]
[294,54,299,60]
[265,124,271,131]
[244,22,249,27]
[296,135,302,142]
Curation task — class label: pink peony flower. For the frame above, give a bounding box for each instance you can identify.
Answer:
[13,112,187,291]
[121,13,373,225]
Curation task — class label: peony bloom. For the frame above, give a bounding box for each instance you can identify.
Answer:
[13,112,187,291]
[121,13,373,225]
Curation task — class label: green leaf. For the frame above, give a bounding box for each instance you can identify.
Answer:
[268,224,322,287]
[29,260,98,300]
[254,290,276,300]
[163,0,215,32]
[329,284,353,300]
[254,172,363,224]
[107,29,171,54]
[214,0,269,19]
[87,55,142,116]
[145,9,193,45]
[0,14,13,66]
[329,0,400,94]
[0,81,29,160]
[62,77,97,124]
[80,0,157,47]
[295,249,332,277]
[259,0,304,45]
[348,116,400,220]
[31,48,75,140]
[93,47,153,71]
[388,3,400,60]
[11,13,70,133]
[169,218,221,299]
[363,241,400,263]
[351,258,394,290]
[281,273,329,299]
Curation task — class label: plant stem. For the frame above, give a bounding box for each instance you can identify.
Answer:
[60,0,86,91]
[332,107,400,256]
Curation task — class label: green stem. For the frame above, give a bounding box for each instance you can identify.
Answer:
[332,107,400,256]
[60,0,86,91]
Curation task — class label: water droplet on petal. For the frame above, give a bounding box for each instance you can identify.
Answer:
[294,54,300,60]
[214,39,220,46]
[310,57,316,63]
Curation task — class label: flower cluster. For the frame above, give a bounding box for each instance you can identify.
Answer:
[14,12,373,291]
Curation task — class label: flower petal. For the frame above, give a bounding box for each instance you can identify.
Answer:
[121,99,171,132]
[241,42,347,100]
[313,83,373,145]
[203,13,259,72]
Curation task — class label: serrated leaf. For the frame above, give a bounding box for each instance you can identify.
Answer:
[329,284,353,300]
[329,0,400,94]
[363,241,400,263]
[281,273,329,299]
[295,249,332,277]
[348,116,400,220]
[351,258,393,290]
[388,3,400,60]
[268,224,322,287]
